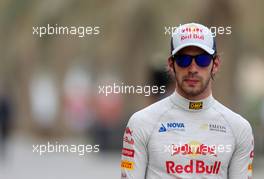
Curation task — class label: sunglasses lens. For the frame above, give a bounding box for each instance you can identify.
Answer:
[175,55,192,68]
[196,54,212,67]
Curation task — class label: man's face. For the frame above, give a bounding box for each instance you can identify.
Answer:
[169,46,219,98]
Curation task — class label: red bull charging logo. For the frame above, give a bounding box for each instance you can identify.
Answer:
[171,141,217,157]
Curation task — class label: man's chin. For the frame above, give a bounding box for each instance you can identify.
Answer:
[182,87,203,97]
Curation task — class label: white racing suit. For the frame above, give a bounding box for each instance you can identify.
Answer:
[121,91,254,179]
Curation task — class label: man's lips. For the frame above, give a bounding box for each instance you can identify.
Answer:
[184,78,199,85]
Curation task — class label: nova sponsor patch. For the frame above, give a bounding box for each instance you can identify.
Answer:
[159,122,185,132]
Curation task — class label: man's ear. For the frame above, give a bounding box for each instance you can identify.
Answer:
[167,56,176,74]
[168,56,174,69]
[212,55,221,75]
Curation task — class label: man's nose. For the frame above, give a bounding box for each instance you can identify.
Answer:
[188,58,198,72]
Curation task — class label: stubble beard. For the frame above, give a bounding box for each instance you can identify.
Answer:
[176,74,211,98]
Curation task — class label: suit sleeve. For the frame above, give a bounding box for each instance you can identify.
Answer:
[228,120,254,179]
[121,115,148,179]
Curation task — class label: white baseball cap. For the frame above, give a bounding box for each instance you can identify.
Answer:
[171,23,217,56]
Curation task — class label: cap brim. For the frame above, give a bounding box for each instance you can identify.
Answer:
[171,43,215,56]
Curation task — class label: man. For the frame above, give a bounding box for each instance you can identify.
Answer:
[121,23,254,179]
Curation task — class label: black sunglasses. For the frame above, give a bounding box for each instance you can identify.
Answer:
[172,53,215,68]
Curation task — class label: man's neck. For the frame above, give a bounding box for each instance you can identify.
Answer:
[175,87,212,101]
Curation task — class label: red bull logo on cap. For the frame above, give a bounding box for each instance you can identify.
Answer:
[181,25,203,33]
[180,24,205,41]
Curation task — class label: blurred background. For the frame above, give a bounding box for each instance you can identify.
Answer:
[0,0,264,178]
